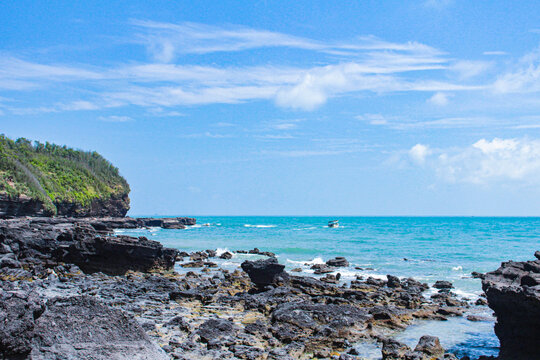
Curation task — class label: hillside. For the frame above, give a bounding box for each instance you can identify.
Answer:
[0,135,130,217]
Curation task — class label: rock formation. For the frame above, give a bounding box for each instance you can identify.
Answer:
[482,251,540,359]
[0,291,167,359]
[0,217,178,276]
[241,257,289,288]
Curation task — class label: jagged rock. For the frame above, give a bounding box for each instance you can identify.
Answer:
[0,194,48,217]
[414,335,445,358]
[311,263,335,274]
[0,293,167,359]
[205,249,217,257]
[381,335,449,360]
[433,280,453,289]
[241,258,289,287]
[0,217,177,275]
[326,257,349,267]
[387,275,401,288]
[220,251,233,259]
[197,318,239,348]
[472,271,485,279]
[482,252,540,359]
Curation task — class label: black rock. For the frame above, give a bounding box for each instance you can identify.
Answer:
[482,252,540,359]
[241,258,289,287]
[0,218,177,275]
[387,275,401,288]
[433,280,454,289]
[219,251,233,260]
[0,293,167,359]
[326,257,349,267]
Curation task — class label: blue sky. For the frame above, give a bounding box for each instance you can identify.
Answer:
[2,0,540,215]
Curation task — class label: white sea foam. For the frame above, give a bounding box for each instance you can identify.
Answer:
[243,224,276,228]
[453,288,481,301]
[215,247,231,256]
[286,257,325,265]
[452,265,463,271]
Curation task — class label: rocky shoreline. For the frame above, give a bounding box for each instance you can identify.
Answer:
[0,217,537,359]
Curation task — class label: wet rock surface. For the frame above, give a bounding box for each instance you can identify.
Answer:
[482,251,540,359]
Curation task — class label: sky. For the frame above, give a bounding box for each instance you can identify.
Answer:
[2,1,540,216]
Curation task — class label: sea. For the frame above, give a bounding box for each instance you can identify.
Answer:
[116,216,540,359]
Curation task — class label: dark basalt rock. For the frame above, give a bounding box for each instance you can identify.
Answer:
[271,301,372,345]
[311,263,335,274]
[326,257,349,267]
[433,280,454,289]
[0,217,177,275]
[482,252,540,359]
[220,251,233,259]
[241,258,289,288]
[387,275,401,288]
[197,318,239,348]
[381,335,455,360]
[0,292,167,359]
[0,194,49,217]
[54,193,130,217]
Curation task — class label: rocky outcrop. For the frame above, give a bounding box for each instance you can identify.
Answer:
[482,251,540,359]
[54,193,130,217]
[326,256,349,267]
[85,216,197,232]
[0,193,49,217]
[241,258,289,288]
[0,291,167,359]
[0,217,177,276]
[0,193,130,218]
[381,335,457,359]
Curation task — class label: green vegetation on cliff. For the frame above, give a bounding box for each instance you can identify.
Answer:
[0,135,129,215]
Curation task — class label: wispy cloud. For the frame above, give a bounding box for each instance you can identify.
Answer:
[131,20,443,61]
[493,46,540,93]
[98,115,132,122]
[0,21,499,113]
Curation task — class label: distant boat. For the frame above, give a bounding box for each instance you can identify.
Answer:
[328,220,339,228]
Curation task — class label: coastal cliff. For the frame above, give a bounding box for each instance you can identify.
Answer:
[0,135,130,217]
[482,251,540,359]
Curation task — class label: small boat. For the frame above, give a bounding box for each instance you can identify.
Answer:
[203,223,211,226]
[328,220,339,228]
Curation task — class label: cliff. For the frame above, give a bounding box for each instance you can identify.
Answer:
[0,135,130,217]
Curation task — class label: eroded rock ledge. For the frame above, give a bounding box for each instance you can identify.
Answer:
[0,217,179,276]
[482,251,540,360]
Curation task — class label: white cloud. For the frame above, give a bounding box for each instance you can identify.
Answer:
[427,92,451,106]
[0,22,489,112]
[450,60,491,79]
[132,20,443,61]
[98,115,132,122]
[493,47,540,93]
[409,138,540,184]
[272,123,297,130]
[409,144,430,164]
[483,51,507,56]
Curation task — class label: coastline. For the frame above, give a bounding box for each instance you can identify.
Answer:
[2,216,522,360]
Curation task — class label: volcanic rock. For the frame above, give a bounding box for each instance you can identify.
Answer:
[326,257,349,267]
[482,252,540,359]
[241,258,289,287]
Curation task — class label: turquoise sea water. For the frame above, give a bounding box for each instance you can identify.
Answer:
[118,216,540,359]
